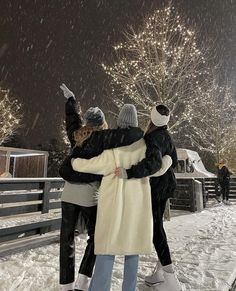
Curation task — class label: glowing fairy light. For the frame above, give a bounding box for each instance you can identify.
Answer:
[0,88,22,145]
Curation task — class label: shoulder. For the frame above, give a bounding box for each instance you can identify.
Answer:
[127,138,146,149]
[145,129,166,145]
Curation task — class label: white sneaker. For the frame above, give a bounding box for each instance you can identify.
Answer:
[145,266,164,286]
[223,199,227,204]
[225,200,231,205]
[155,271,182,291]
[74,274,91,291]
[59,282,74,291]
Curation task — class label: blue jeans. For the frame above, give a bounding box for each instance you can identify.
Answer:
[88,255,139,291]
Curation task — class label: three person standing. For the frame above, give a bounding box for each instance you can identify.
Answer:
[72,104,173,291]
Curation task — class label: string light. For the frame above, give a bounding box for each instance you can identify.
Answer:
[102,4,209,133]
[0,88,22,145]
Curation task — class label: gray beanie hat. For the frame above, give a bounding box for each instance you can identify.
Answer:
[84,107,106,127]
[117,104,138,128]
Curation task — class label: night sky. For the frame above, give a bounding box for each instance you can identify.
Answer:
[0,0,235,148]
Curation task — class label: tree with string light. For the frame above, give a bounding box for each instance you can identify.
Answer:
[102,4,209,134]
[0,88,22,145]
[186,80,236,163]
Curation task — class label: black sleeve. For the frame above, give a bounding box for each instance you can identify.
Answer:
[92,127,144,151]
[126,133,162,179]
[65,97,83,148]
[104,127,144,149]
[59,155,102,183]
[70,127,143,160]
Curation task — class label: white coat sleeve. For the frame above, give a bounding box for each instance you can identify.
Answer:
[150,155,172,177]
[71,150,115,176]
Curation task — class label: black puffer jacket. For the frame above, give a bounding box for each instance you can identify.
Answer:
[59,97,144,183]
[218,166,231,186]
[126,126,178,200]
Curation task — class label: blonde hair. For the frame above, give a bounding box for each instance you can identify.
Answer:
[74,122,108,147]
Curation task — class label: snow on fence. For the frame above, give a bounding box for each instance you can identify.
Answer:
[0,178,64,256]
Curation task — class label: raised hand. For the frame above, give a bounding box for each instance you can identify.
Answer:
[60,83,75,99]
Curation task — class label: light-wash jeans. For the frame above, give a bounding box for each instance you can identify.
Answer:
[88,254,139,291]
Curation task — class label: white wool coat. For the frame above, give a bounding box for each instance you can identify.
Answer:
[72,139,171,256]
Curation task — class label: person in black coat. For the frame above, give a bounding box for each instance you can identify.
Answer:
[217,159,232,205]
[115,105,182,291]
[59,84,143,291]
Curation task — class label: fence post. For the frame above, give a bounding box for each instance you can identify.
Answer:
[214,179,219,197]
[42,181,51,214]
[201,178,207,207]
[190,179,196,212]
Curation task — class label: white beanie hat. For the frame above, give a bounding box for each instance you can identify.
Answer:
[151,105,170,127]
[117,104,138,128]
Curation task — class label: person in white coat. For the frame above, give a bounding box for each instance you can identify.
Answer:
[72,104,172,291]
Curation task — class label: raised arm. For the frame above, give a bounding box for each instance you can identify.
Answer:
[72,150,115,176]
[60,83,83,148]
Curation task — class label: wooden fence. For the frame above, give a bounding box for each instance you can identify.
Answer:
[204,177,236,200]
[170,178,202,212]
[0,178,64,256]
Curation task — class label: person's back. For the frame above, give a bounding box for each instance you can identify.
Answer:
[145,126,177,200]
[91,138,152,255]
[72,104,174,291]
[217,159,232,205]
[218,165,230,185]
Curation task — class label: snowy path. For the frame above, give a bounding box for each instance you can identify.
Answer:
[0,202,235,291]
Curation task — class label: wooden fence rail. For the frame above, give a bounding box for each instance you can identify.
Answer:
[204,177,236,200]
[170,178,200,212]
[0,178,64,256]
[0,178,64,217]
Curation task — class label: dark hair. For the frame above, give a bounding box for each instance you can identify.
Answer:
[156,105,170,116]
[145,120,156,135]
[145,104,170,135]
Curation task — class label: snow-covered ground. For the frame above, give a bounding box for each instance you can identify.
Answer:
[0,201,236,291]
